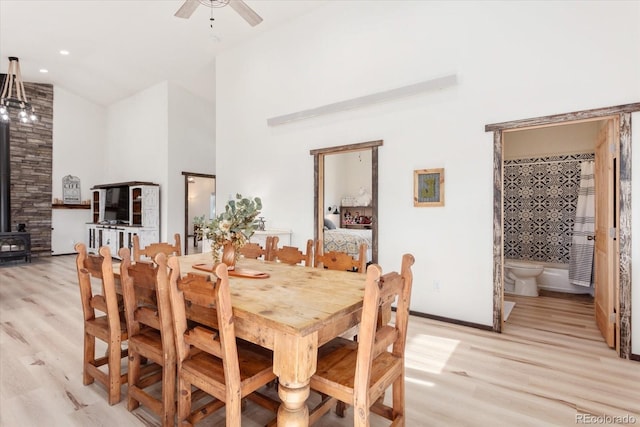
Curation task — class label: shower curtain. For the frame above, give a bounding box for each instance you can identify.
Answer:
[569,160,595,287]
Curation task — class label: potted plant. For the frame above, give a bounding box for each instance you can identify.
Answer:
[196,194,262,267]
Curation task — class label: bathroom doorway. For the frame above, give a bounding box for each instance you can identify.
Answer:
[502,120,612,344]
[486,103,638,359]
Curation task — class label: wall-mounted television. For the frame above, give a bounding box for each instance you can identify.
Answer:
[104,186,130,223]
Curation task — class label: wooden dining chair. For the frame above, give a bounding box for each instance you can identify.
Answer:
[119,248,175,427]
[133,233,182,262]
[164,256,280,426]
[309,254,415,426]
[314,240,367,273]
[74,243,128,405]
[273,239,313,266]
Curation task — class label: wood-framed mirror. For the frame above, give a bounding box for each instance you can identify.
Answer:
[182,172,215,255]
[310,140,382,264]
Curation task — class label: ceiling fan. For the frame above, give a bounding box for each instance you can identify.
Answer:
[174,0,263,27]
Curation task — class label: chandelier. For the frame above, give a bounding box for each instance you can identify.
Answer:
[0,57,37,123]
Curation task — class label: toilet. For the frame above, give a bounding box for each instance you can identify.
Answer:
[504,259,544,296]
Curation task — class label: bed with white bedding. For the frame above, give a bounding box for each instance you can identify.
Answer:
[323,228,372,262]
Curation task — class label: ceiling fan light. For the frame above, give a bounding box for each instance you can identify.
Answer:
[199,0,230,8]
[29,113,37,122]
[19,110,27,118]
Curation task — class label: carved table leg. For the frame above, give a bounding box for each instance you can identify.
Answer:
[277,382,310,426]
[273,331,318,427]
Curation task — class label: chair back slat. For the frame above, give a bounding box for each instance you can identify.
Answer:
[89,295,108,313]
[274,239,313,266]
[239,242,266,259]
[133,233,182,262]
[315,241,367,273]
[184,326,222,358]
[134,306,161,330]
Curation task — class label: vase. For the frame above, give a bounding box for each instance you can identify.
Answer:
[221,240,236,270]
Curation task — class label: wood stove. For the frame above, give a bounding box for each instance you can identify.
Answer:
[0,232,31,263]
[1,121,32,263]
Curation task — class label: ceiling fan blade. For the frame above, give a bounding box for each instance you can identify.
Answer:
[228,0,263,27]
[174,0,200,19]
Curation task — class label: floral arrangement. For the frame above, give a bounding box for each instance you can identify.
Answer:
[195,194,262,262]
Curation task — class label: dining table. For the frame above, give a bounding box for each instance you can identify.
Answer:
[118,252,368,427]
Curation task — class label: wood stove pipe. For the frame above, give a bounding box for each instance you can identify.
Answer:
[0,123,10,232]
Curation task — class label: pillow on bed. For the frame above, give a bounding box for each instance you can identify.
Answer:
[324,218,336,230]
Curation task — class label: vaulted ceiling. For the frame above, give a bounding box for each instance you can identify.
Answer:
[0,0,326,106]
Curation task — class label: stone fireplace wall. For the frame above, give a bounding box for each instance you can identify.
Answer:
[7,80,54,256]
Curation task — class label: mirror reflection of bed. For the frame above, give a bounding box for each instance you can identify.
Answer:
[323,225,373,263]
[322,150,374,263]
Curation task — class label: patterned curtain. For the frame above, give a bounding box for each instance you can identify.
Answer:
[569,161,595,287]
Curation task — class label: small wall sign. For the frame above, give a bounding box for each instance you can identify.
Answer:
[63,175,81,204]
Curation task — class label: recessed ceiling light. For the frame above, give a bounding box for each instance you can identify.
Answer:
[59,50,70,55]
[39,69,48,73]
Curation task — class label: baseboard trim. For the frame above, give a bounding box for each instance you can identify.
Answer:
[409,310,494,332]
[631,353,640,362]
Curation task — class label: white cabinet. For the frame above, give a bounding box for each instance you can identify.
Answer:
[87,224,126,257]
[86,224,159,259]
[250,229,291,247]
[129,185,159,227]
[91,189,106,223]
[86,182,160,258]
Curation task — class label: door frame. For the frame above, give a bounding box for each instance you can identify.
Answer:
[486,102,640,359]
[182,171,215,255]
[310,140,382,263]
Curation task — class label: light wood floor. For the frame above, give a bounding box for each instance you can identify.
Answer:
[1,256,639,426]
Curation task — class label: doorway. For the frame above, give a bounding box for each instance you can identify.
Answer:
[501,120,614,345]
[182,172,215,255]
[486,103,639,359]
[310,140,382,264]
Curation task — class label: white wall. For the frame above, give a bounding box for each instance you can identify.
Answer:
[51,86,106,254]
[105,82,216,243]
[106,83,169,238]
[52,80,214,251]
[216,1,640,326]
[167,82,216,244]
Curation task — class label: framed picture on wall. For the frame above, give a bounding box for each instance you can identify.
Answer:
[414,168,444,207]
